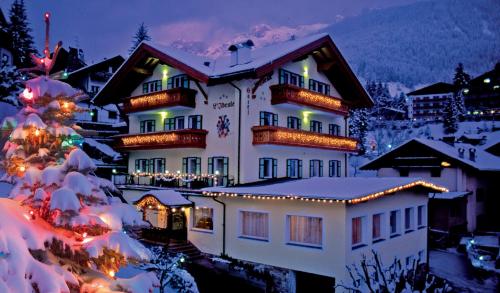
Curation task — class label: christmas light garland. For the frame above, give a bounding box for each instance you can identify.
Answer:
[123,88,196,113]
[117,130,207,149]
[252,126,358,152]
[203,180,448,205]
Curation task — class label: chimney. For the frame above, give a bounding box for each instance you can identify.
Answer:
[228,39,254,66]
[458,148,465,159]
[468,148,476,162]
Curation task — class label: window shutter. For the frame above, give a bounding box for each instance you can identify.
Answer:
[208,157,213,174]
[259,158,264,179]
[149,159,155,173]
[167,77,173,89]
[140,121,145,133]
[319,122,322,133]
[319,160,323,177]
[297,119,301,129]
[286,159,291,177]
[272,159,277,178]
[337,161,341,177]
[329,160,333,177]
[135,160,140,172]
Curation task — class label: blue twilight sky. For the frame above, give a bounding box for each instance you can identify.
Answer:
[0,0,423,63]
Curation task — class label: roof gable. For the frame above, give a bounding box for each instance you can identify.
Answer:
[407,82,454,96]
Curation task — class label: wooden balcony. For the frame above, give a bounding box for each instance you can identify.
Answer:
[115,129,208,150]
[123,88,197,113]
[252,126,358,152]
[270,84,348,115]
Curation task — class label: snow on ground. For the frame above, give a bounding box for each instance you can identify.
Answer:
[429,249,499,293]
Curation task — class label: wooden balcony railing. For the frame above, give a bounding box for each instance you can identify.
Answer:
[270,84,348,115]
[252,126,358,152]
[123,88,197,113]
[115,129,208,150]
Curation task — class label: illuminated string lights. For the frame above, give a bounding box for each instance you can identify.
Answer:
[135,195,192,210]
[117,129,208,149]
[252,126,358,152]
[131,171,218,180]
[270,84,348,115]
[203,180,448,205]
[123,88,196,113]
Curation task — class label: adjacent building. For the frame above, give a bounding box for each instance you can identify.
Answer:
[361,138,500,233]
[407,82,454,121]
[463,63,500,120]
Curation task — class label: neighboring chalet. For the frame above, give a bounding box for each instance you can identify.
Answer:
[361,138,500,233]
[407,82,454,121]
[464,63,500,120]
[93,34,447,289]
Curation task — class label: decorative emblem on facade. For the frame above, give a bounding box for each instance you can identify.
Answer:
[217,115,230,138]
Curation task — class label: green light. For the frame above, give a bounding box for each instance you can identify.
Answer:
[112,169,117,174]
[483,78,491,84]
[302,111,312,124]
[159,111,168,120]
[162,68,169,80]
[90,111,94,116]
[303,66,309,78]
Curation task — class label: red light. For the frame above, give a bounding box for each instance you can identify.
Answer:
[45,13,50,19]
[29,210,34,215]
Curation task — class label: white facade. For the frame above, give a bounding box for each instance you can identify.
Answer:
[126,55,349,184]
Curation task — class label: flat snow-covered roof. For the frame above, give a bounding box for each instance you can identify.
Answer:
[133,190,192,207]
[203,177,447,203]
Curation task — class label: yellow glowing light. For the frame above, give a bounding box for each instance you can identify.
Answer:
[63,102,69,109]
[118,130,207,149]
[441,161,451,167]
[82,232,88,238]
[303,66,309,78]
[35,129,40,136]
[297,90,342,109]
[23,88,33,100]
[108,270,115,278]
[483,78,491,84]
[160,111,168,120]
[162,68,169,80]
[148,205,152,209]
[302,111,312,124]
[19,165,26,172]
[181,207,185,212]
[172,208,177,212]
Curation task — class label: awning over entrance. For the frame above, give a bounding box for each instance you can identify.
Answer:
[429,191,471,200]
[133,189,193,208]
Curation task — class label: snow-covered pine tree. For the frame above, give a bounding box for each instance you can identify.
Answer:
[0,62,23,107]
[7,0,37,68]
[129,22,152,54]
[453,63,470,117]
[349,108,369,154]
[443,94,459,134]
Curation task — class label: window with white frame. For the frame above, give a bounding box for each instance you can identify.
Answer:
[328,123,340,136]
[193,207,213,231]
[372,213,385,242]
[352,216,366,247]
[390,210,401,237]
[310,120,322,133]
[259,158,277,179]
[135,159,149,173]
[405,207,415,232]
[417,205,426,228]
[188,115,202,129]
[239,211,269,240]
[287,159,302,178]
[287,215,322,247]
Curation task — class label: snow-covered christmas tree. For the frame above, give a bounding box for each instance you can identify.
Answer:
[0,12,158,292]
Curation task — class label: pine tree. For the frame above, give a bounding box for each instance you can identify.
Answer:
[443,95,458,134]
[0,62,22,106]
[129,22,152,54]
[453,63,470,116]
[349,108,369,154]
[7,0,37,67]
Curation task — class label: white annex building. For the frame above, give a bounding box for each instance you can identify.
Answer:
[94,34,447,290]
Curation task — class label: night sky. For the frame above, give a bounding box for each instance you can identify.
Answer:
[0,0,422,63]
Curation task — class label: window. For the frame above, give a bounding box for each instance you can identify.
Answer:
[372,213,384,242]
[430,168,441,177]
[140,120,156,133]
[142,80,162,94]
[240,211,269,240]
[90,85,100,94]
[329,160,341,177]
[399,169,409,177]
[329,124,340,136]
[260,111,278,126]
[417,205,426,228]
[108,111,117,119]
[287,215,322,247]
[208,157,229,186]
[259,158,277,179]
[188,115,202,129]
[390,210,401,237]
[164,116,184,130]
[405,207,415,232]
[193,207,213,231]
[279,69,304,88]
[167,74,190,89]
[352,216,366,247]
[287,159,302,178]
[182,157,201,175]
[149,158,166,173]
[310,120,322,133]
[135,159,149,173]
[287,116,301,130]
[309,79,330,96]
[309,160,323,177]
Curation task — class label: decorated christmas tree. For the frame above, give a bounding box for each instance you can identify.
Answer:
[0,12,158,292]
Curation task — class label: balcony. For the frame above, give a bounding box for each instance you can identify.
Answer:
[122,88,197,113]
[115,129,208,150]
[270,84,348,116]
[252,126,358,152]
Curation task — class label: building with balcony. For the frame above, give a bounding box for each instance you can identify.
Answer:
[407,82,454,121]
[463,63,500,120]
[92,34,445,289]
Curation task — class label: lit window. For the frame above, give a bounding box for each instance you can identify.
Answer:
[287,215,322,247]
[240,211,269,240]
[193,207,213,231]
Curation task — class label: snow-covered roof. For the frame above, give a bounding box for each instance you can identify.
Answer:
[361,138,500,172]
[133,190,192,207]
[84,138,121,160]
[480,131,500,152]
[203,177,447,203]
[429,191,471,200]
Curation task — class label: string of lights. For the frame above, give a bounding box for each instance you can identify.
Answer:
[203,180,448,205]
[117,130,207,149]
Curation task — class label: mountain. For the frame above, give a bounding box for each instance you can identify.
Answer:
[324,0,500,86]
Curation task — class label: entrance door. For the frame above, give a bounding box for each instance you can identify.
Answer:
[170,210,187,240]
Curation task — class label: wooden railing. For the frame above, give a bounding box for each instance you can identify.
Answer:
[270,84,348,115]
[115,129,208,150]
[252,126,358,152]
[123,88,197,113]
